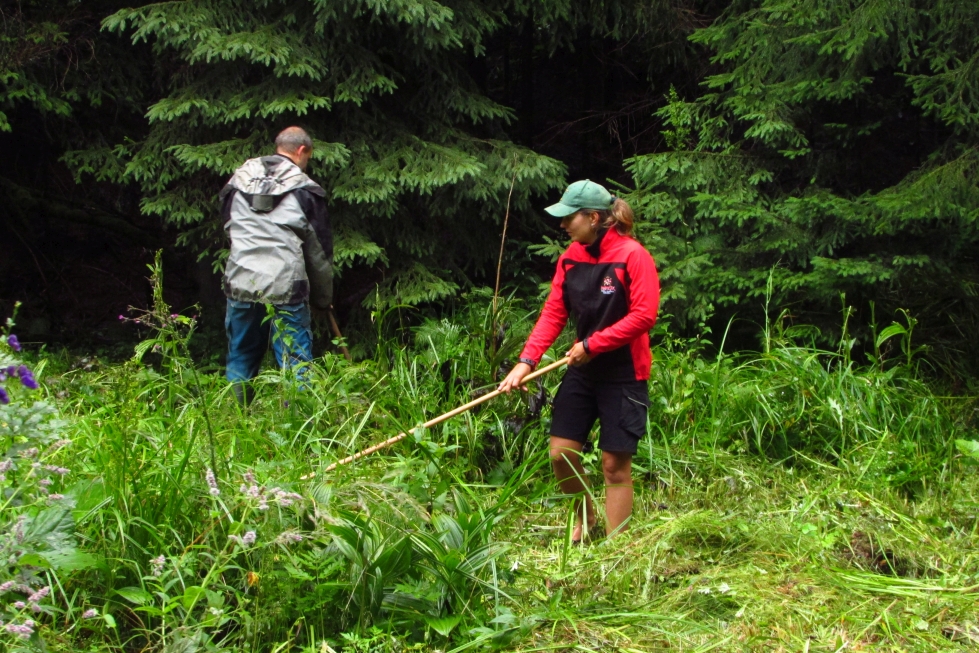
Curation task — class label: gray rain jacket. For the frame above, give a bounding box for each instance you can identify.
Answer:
[220,155,333,309]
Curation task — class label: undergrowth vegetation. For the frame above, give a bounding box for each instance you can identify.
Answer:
[2,270,979,651]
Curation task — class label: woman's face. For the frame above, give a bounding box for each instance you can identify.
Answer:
[561,210,599,244]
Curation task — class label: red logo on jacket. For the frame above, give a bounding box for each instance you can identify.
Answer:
[600,276,616,295]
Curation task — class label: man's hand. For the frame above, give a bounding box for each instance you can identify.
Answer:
[567,341,591,367]
[498,362,533,393]
[312,306,331,327]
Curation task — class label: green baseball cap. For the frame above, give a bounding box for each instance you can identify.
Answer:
[544,180,613,217]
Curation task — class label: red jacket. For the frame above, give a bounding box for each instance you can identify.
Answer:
[520,227,660,382]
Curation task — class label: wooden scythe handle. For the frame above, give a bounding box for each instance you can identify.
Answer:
[319,356,570,473]
[327,309,352,361]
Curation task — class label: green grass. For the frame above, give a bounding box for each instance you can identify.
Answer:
[4,285,979,652]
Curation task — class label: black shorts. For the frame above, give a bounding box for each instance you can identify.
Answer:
[549,370,649,454]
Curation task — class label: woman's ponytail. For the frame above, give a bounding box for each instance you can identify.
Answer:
[600,197,635,237]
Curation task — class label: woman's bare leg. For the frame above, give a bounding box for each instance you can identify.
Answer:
[550,436,596,540]
[602,451,633,537]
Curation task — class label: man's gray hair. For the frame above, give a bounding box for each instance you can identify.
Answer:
[275,126,313,153]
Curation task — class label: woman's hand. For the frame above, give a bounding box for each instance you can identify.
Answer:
[498,362,533,393]
[567,341,592,367]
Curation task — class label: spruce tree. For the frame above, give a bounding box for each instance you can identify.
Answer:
[74,0,569,310]
[628,0,979,358]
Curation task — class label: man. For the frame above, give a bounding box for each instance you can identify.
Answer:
[220,126,333,403]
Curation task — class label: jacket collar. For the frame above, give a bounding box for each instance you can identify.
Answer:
[584,227,612,259]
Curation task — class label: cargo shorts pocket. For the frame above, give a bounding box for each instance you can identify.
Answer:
[620,383,650,439]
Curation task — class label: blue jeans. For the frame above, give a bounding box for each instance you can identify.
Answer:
[225,300,313,389]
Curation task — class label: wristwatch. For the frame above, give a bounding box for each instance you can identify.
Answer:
[518,357,537,369]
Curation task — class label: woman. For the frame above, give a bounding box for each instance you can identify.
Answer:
[498,180,660,542]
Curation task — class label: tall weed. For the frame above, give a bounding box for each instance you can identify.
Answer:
[648,313,958,494]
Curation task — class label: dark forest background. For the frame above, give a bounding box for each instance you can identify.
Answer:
[3,0,978,377]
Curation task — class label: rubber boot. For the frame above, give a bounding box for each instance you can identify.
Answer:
[232,382,256,406]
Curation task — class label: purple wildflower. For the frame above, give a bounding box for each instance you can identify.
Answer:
[5,366,15,377]
[239,483,260,498]
[82,608,98,619]
[0,387,8,405]
[27,587,51,603]
[7,335,21,352]
[48,494,64,501]
[17,366,37,390]
[44,466,70,475]
[5,620,34,639]
[205,468,220,496]
[276,531,303,544]
[118,315,125,321]
[230,531,258,547]
[0,581,15,593]
[21,448,38,459]
[274,489,304,507]
[47,439,71,452]
[150,555,166,577]
[12,601,25,609]
[38,478,52,487]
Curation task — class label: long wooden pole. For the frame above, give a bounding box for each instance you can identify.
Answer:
[493,156,519,318]
[321,356,570,473]
[327,309,352,361]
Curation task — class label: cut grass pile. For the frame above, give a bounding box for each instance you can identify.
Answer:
[500,448,979,651]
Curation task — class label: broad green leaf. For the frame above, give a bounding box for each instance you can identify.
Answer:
[205,589,224,609]
[181,585,206,611]
[115,587,152,605]
[875,324,907,350]
[954,439,979,461]
[425,614,462,637]
[23,504,74,542]
[17,553,52,569]
[133,338,157,362]
[45,550,99,572]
